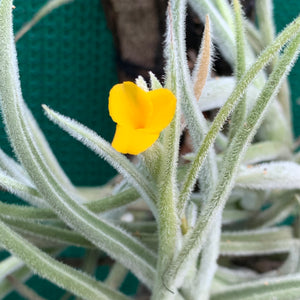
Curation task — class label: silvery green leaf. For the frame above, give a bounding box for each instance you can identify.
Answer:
[223,226,294,241]
[167,23,300,285]
[77,185,114,202]
[188,0,235,64]
[245,20,264,54]
[4,218,94,248]
[220,227,297,256]
[190,0,293,144]
[168,0,218,218]
[0,1,156,287]
[142,142,163,180]
[245,193,296,229]
[1,274,47,300]
[0,266,32,299]
[86,187,140,214]
[0,256,24,281]
[135,75,149,91]
[189,212,221,300]
[0,170,45,207]
[151,3,183,298]
[256,0,276,49]
[243,141,290,164]
[228,0,248,141]
[0,187,139,222]
[236,162,300,190]
[198,77,259,112]
[213,0,234,31]
[149,72,162,90]
[229,188,265,211]
[0,202,56,221]
[198,77,235,111]
[211,273,300,300]
[15,0,74,41]
[0,148,32,185]
[0,217,131,300]
[276,244,300,275]
[43,105,157,215]
[215,266,259,286]
[257,100,292,146]
[222,209,253,225]
[105,262,128,290]
[24,106,77,193]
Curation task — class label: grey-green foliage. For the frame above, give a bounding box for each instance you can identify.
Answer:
[0,0,300,299]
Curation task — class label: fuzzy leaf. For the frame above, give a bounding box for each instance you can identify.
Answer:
[43,105,157,215]
[243,193,296,229]
[0,148,32,185]
[236,162,300,190]
[0,256,24,281]
[151,4,182,298]
[221,227,297,256]
[222,209,253,225]
[0,187,139,222]
[191,0,293,145]
[245,20,264,54]
[169,0,218,217]
[177,15,300,236]
[4,218,94,248]
[166,21,300,288]
[228,0,247,140]
[0,266,32,299]
[213,0,234,31]
[149,72,162,90]
[0,1,156,287]
[212,274,300,300]
[256,0,276,49]
[233,0,246,81]
[243,141,290,164]
[15,0,74,41]
[198,77,259,112]
[189,0,235,64]
[135,75,149,92]
[0,171,45,207]
[188,213,221,300]
[0,202,56,221]
[0,217,130,300]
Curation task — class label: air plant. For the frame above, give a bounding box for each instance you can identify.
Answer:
[0,0,300,299]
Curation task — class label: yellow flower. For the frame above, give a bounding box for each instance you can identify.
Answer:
[109,81,176,155]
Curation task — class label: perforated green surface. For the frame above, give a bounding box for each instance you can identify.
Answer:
[1,0,118,186]
[273,0,300,137]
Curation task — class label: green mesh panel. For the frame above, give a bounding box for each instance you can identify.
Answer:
[1,1,300,299]
[0,0,117,187]
[273,0,300,137]
[2,1,118,297]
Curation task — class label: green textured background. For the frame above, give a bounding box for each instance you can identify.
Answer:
[1,0,300,299]
[274,0,300,136]
[1,0,118,188]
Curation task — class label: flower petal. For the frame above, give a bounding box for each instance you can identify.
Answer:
[146,88,176,132]
[109,82,153,129]
[112,124,159,155]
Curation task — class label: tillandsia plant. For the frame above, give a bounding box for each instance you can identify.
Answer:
[0,0,300,299]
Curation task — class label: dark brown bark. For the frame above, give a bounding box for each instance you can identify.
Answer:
[101,0,255,82]
[101,0,167,81]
